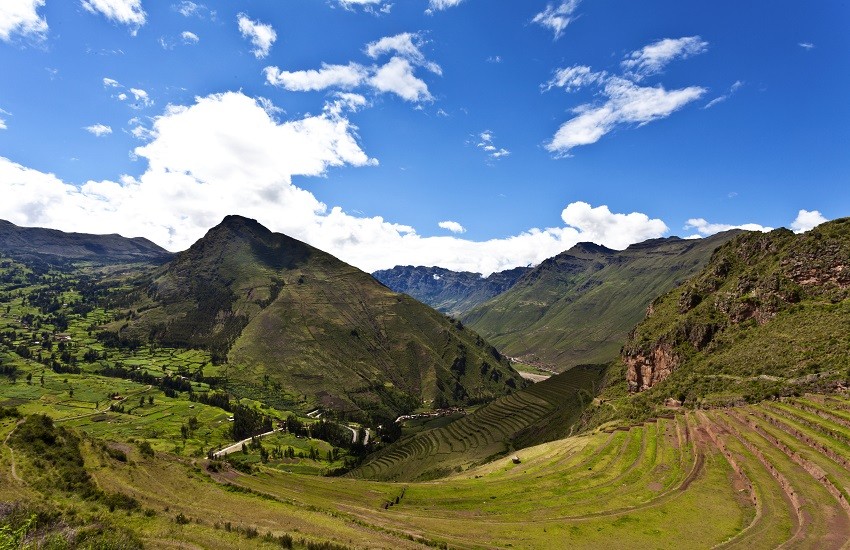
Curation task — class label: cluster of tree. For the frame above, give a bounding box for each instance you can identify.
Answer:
[231,404,273,441]
[190,390,231,412]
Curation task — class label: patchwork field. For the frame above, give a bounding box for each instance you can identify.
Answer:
[5,393,850,548]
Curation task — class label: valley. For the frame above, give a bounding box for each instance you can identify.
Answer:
[1,217,849,549]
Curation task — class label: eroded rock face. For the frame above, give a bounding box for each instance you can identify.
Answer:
[625,343,677,392]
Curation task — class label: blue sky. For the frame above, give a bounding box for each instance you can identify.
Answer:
[0,0,847,273]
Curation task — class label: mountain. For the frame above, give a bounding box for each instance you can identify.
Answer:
[0,219,172,264]
[372,265,530,315]
[621,218,850,405]
[118,215,526,421]
[462,232,740,371]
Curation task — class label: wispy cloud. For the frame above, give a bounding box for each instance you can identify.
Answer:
[181,31,199,44]
[542,65,606,92]
[84,123,113,137]
[0,107,10,130]
[475,130,510,161]
[425,0,465,14]
[81,0,146,34]
[547,77,705,155]
[337,0,392,16]
[798,42,815,50]
[237,13,276,59]
[622,36,708,80]
[532,0,581,40]
[703,80,743,109]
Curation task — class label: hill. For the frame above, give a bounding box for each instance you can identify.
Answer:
[0,219,172,264]
[620,218,850,406]
[349,364,605,481]
[463,232,739,371]
[118,215,526,422]
[372,265,530,315]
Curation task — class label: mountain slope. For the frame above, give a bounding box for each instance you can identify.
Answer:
[463,233,739,370]
[621,218,850,405]
[120,215,526,421]
[0,219,172,264]
[372,265,530,315]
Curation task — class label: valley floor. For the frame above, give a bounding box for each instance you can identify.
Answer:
[4,393,850,549]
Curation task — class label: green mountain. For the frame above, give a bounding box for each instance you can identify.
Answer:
[0,219,172,264]
[372,265,530,315]
[620,218,850,406]
[119,215,526,421]
[463,232,739,371]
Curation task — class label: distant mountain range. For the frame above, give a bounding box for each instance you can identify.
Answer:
[0,219,172,264]
[372,265,530,316]
[110,215,526,421]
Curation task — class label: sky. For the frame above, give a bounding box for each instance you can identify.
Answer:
[0,0,848,274]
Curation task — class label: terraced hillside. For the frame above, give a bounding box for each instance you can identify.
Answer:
[464,231,738,371]
[7,393,850,548]
[350,365,605,481]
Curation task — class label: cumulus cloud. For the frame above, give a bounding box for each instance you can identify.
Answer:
[237,13,276,58]
[547,77,705,155]
[365,32,441,74]
[0,89,681,274]
[84,123,112,136]
[532,0,581,40]
[81,0,146,33]
[265,32,438,103]
[622,36,708,80]
[181,31,199,44]
[369,57,432,102]
[790,209,827,233]
[684,218,772,237]
[264,63,369,92]
[0,0,48,43]
[438,220,466,234]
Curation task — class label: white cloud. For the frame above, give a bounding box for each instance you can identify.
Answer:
[369,57,432,102]
[237,13,276,59]
[129,87,153,108]
[173,1,211,18]
[0,0,48,43]
[543,65,606,92]
[84,123,113,136]
[790,209,827,233]
[622,36,708,80]
[323,93,369,117]
[426,0,464,12]
[438,220,466,234]
[475,130,510,160]
[338,0,392,15]
[799,42,815,50]
[683,218,772,237]
[486,55,501,64]
[0,107,10,130]
[264,63,369,92]
[704,80,743,109]
[365,32,441,74]
[532,0,581,40]
[547,77,706,154]
[81,0,146,33]
[181,31,199,44]
[103,77,121,87]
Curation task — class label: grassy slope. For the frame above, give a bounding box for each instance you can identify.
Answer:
[349,364,605,481]
[621,218,850,406]
[9,394,850,548]
[124,216,526,419]
[463,232,738,371]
